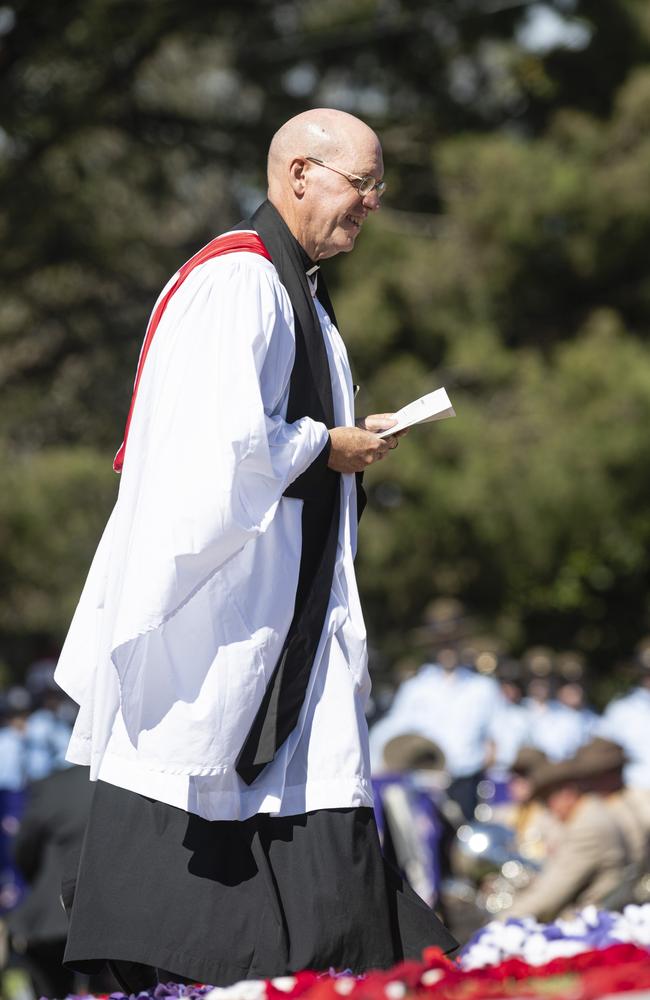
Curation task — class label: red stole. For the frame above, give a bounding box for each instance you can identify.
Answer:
[113,231,271,473]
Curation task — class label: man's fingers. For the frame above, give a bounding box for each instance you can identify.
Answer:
[363,437,389,465]
[367,446,385,464]
[359,413,398,434]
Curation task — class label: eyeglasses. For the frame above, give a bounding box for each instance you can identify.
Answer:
[305,156,386,198]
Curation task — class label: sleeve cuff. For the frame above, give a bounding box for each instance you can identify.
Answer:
[283,430,336,501]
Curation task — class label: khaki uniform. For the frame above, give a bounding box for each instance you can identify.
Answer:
[606,789,649,867]
[503,794,629,922]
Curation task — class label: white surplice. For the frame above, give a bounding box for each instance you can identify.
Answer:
[55,248,373,820]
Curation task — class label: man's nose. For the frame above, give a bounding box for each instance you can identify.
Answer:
[362,189,382,211]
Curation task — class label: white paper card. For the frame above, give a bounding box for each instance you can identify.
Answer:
[377,387,456,437]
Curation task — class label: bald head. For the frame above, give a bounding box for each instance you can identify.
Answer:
[268,109,379,191]
[266,109,384,260]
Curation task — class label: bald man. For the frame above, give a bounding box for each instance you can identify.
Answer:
[56,109,456,990]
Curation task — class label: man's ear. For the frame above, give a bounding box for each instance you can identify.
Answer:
[288,157,307,196]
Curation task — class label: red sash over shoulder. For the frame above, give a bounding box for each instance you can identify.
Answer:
[113,231,272,472]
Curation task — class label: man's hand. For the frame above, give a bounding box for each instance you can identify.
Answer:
[327,413,403,474]
[356,413,395,434]
[357,412,409,448]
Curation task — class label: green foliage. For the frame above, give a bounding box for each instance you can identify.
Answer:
[0,447,115,638]
[335,68,650,669]
[2,0,650,680]
[354,308,650,664]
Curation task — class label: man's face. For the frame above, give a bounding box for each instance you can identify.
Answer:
[303,137,384,260]
[546,783,580,822]
[528,678,551,703]
[557,683,584,710]
[509,773,533,804]
[501,681,523,704]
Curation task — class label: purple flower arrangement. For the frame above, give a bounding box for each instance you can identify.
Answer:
[458,903,650,969]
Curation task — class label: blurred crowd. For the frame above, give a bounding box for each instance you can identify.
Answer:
[0,658,100,999]
[2,632,650,993]
[0,658,75,795]
[368,633,650,935]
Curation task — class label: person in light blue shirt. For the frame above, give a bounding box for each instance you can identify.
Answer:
[0,684,72,788]
[597,667,650,790]
[523,676,592,761]
[0,727,27,792]
[488,661,533,771]
[24,705,72,782]
[23,665,73,783]
[556,680,599,742]
[0,688,32,791]
[0,688,32,918]
[369,648,503,818]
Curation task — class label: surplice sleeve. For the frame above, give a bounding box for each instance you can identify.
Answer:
[109,254,329,651]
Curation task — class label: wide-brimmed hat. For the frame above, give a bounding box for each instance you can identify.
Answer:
[530,738,626,797]
[382,733,446,773]
[575,737,627,770]
[510,746,548,777]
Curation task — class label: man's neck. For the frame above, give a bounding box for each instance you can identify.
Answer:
[268,196,317,263]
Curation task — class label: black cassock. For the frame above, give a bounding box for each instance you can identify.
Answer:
[64,783,456,988]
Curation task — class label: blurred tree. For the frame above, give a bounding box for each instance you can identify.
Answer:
[353,306,650,668]
[331,63,650,673]
[6,0,640,449]
[0,446,117,668]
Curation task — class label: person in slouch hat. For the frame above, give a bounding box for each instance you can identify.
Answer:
[499,739,631,923]
[55,109,456,991]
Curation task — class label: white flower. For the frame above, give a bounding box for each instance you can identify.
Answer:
[499,923,528,955]
[555,915,587,938]
[621,903,650,945]
[611,923,634,943]
[205,981,267,1000]
[421,970,444,986]
[543,940,589,960]
[581,905,600,928]
[522,932,552,966]
[270,978,297,993]
[460,943,502,971]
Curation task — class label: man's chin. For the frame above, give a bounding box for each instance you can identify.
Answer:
[318,238,357,260]
[329,229,360,257]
